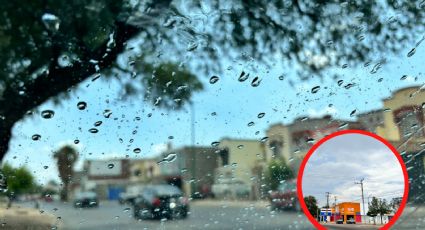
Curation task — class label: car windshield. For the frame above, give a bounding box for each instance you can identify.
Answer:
[0,1,424,229]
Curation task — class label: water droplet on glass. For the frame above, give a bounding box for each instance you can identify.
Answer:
[32,134,41,141]
[251,77,261,87]
[260,137,269,142]
[123,207,131,212]
[407,48,416,57]
[133,148,141,154]
[43,166,48,169]
[344,83,354,89]
[74,139,80,144]
[168,136,174,139]
[237,145,244,149]
[278,75,284,81]
[158,153,177,164]
[108,164,114,169]
[247,121,255,127]
[103,109,112,118]
[257,113,265,118]
[306,138,315,144]
[341,64,348,69]
[94,121,102,127]
[350,109,357,117]
[88,128,98,133]
[209,76,219,84]
[211,141,220,147]
[238,71,249,82]
[77,101,87,110]
[41,110,55,119]
[337,80,344,86]
[187,42,198,52]
[311,86,320,94]
[41,13,60,32]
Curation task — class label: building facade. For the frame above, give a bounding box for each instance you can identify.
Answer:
[335,202,362,224]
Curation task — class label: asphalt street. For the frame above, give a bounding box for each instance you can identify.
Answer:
[35,200,314,230]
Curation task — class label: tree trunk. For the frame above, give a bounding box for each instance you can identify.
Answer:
[0,120,13,163]
[61,182,69,201]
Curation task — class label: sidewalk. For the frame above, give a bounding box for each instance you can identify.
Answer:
[0,204,59,229]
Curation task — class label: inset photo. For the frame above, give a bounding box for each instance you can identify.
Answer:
[298,130,408,230]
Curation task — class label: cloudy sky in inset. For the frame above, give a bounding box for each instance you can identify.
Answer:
[302,133,405,213]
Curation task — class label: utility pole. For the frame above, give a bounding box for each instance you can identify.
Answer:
[334,195,337,222]
[326,192,330,208]
[190,103,196,198]
[355,178,366,221]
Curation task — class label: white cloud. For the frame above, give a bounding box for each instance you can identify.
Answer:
[307,106,338,118]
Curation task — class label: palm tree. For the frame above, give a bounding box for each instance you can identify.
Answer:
[53,145,78,201]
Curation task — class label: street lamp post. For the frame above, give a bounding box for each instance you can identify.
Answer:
[190,103,196,198]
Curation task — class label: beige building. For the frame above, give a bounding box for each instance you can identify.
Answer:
[265,116,362,173]
[129,158,161,183]
[215,138,266,186]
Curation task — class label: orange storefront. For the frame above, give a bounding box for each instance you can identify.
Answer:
[334,202,362,223]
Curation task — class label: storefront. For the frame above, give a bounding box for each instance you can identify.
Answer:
[334,202,362,223]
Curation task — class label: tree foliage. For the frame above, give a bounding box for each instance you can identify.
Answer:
[53,145,78,201]
[367,197,391,224]
[266,159,294,190]
[304,195,319,218]
[1,163,37,197]
[1,0,425,160]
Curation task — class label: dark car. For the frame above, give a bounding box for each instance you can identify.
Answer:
[269,180,299,211]
[336,219,344,224]
[347,218,356,224]
[133,185,189,220]
[73,191,99,208]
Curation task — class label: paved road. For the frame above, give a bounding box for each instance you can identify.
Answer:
[32,200,314,230]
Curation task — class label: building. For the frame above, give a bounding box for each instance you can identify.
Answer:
[334,202,362,224]
[357,109,385,133]
[214,138,266,199]
[129,158,160,183]
[159,145,218,197]
[265,116,364,173]
[79,159,130,200]
[374,86,425,203]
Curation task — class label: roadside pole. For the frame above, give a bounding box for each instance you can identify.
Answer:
[355,178,366,223]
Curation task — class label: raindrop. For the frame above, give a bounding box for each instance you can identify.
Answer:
[344,83,354,89]
[41,13,60,32]
[211,141,220,147]
[260,137,269,142]
[311,86,320,94]
[158,153,177,164]
[94,121,102,127]
[108,164,114,169]
[370,62,382,74]
[238,71,249,82]
[43,166,48,169]
[400,75,408,80]
[422,102,425,109]
[209,76,219,84]
[133,148,141,154]
[251,77,261,87]
[147,113,152,118]
[77,101,87,110]
[41,110,55,119]
[74,139,80,144]
[257,113,265,118]
[123,207,131,213]
[237,145,244,149]
[103,109,112,118]
[407,48,416,57]
[247,121,255,127]
[306,138,315,144]
[341,64,348,69]
[32,134,41,141]
[278,75,284,81]
[350,109,357,117]
[88,128,98,133]
[187,42,198,52]
[337,80,344,86]
[231,163,238,167]
[168,136,174,139]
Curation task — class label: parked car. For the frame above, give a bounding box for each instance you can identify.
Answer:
[269,180,299,211]
[133,185,189,220]
[336,219,344,224]
[118,192,138,205]
[73,191,99,208]
[347,218,356,224]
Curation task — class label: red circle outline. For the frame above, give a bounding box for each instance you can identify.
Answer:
[296,129,409,230]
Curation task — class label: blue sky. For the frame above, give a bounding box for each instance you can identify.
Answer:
[302,134,405,213]
[4,36,424,185]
